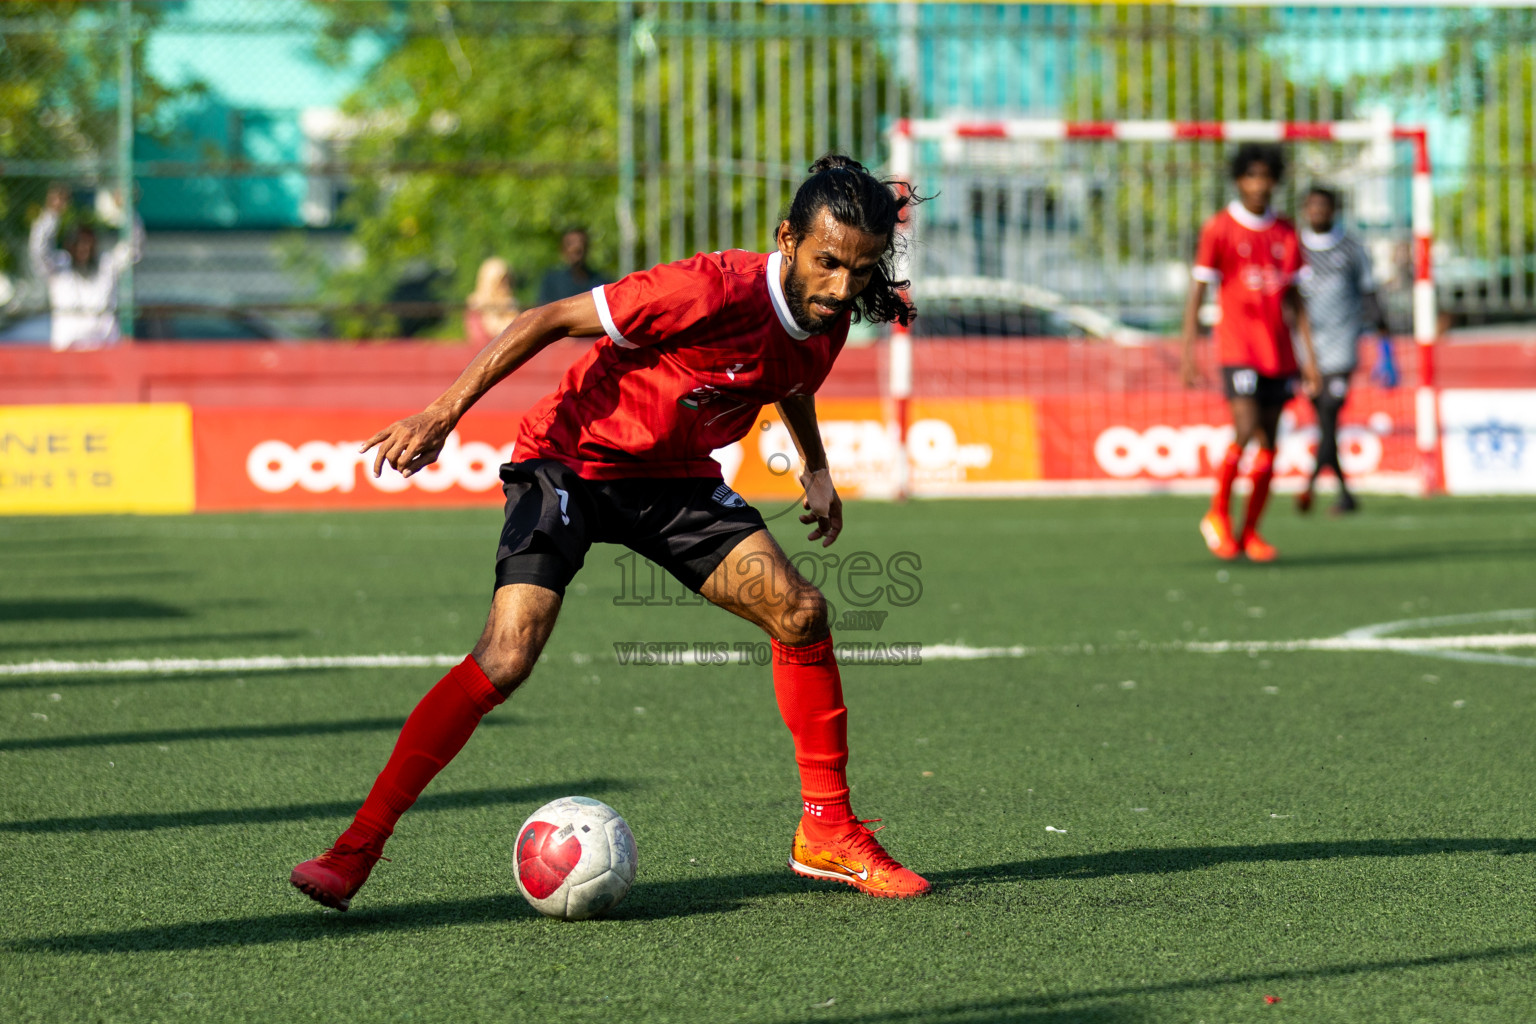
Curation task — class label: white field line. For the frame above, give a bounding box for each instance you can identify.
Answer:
[2,634,1535,677]
[1342,608,1536,640]
[1182,634,1536,654]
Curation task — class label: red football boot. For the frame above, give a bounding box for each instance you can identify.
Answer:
[290,830,387,911]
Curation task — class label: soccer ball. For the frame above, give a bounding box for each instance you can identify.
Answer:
[514,796,637,920]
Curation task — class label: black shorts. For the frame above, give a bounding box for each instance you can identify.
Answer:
[493,459,767,597]
[1221,366,1295,406]
[1313,372,1351,404]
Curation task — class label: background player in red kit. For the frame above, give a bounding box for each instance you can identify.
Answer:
[1180,143,1321,562]
[290,156,932,910]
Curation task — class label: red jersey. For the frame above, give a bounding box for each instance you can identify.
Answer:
[515,249,850,479]
[1193,201,1304,377]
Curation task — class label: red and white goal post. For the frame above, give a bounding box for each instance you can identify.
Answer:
[883,117,1440,499]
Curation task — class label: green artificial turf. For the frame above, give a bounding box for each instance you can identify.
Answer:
[1,496,1534,1023]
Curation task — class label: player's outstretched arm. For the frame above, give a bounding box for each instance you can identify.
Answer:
[1179,279,1207,389]
[362,293,606,478]
[778,394,842,548]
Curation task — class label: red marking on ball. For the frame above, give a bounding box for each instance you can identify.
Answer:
[517,820,582,899]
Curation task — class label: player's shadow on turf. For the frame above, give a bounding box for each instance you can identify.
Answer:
[0,597,190,623]
[762,942,1536,1023]
[532,837,1536,923]
[935,837,1536,886]
[785,1004,1136,1024]
[0,715,512,753]
[1231,538,1536,569]
[0,665,351,692]
[7,570,194,587]
[611,870,802,920]
[10,895,535,954]
[0,629,306,655]
[0,779,630,835]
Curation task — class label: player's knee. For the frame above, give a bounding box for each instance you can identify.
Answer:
[471,639,539,695]
[772,583,828,644]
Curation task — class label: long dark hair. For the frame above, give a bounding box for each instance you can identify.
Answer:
[785,153,924,326]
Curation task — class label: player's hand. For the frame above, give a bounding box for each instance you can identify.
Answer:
[799,467,842,548]
[1302,364,1323,397]
[1180,345,1201,389]
[360,406,455,479]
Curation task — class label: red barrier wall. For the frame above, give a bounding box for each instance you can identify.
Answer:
[0,339,883,409]
[3,337,1526,410]
[5,337,1531,509]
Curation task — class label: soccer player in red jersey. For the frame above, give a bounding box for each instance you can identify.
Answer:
[1180,144,1321,562]
[290,156,932,910]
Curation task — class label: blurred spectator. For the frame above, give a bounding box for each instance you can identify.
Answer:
[465,257,521,347]
[536,227,608,306]
[28,185,143,351]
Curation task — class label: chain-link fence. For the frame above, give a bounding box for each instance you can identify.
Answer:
[2,1,1534,342]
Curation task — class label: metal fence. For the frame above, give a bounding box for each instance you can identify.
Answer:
[622,3,1536,330]
[2,2,1534,340]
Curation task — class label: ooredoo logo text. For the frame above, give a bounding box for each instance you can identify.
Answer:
[246,432,514,494]
[1093,413,1391,479]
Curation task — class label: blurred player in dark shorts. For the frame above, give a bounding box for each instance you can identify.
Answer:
[1181,143,1322,562]
[1296,186,1391,516]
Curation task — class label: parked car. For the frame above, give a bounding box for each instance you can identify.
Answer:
[909,276,1157,345]
[0,312,51,344]
[0,304,288,344]
[134,304,288,341]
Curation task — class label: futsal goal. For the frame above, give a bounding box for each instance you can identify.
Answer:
[878,117,1440,499]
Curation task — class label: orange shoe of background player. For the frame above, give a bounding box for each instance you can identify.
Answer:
[790,819,931,898]
[1199,512,1241,560]
[1242,531,1278,563]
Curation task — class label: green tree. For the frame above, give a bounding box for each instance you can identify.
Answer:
[296,0,894,339]
[1309,10,1535,311]
[1450,18,1535,299]
[294,1,621,339]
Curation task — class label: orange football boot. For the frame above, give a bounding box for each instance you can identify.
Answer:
[1199,511,1241,560]
[789,819,931,898]
[1242,531,1278,563]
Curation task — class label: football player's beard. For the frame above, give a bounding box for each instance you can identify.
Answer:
[782,256,845,334]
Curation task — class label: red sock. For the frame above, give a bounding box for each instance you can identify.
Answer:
[346,655,504,847]
[1241,447,1276,539]
[772,636,853,838]
[1212,442,1243,525]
